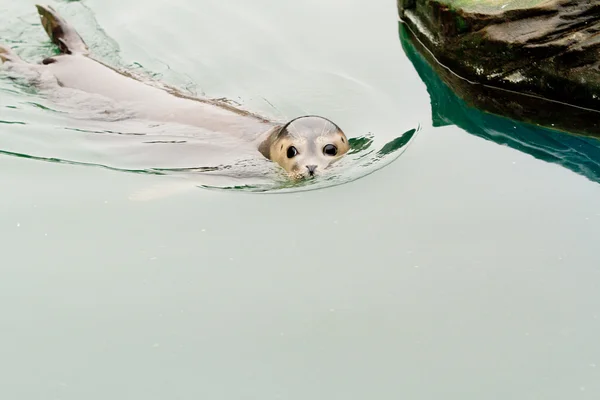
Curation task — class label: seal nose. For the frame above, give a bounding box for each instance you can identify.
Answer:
[306,165,317,176]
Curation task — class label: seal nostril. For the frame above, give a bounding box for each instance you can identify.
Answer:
[306,165,317,176]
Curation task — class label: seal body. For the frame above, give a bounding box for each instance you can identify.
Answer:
[0,4,350,178]
[45,54,271,135]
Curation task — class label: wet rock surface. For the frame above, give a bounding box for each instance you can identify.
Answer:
[398,0,600,117]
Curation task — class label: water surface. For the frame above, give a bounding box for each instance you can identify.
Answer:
[1,1,599,399]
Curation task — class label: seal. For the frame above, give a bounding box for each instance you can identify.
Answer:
[0,4,350,180]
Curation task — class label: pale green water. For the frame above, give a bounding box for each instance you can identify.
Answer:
[1,0,600,399]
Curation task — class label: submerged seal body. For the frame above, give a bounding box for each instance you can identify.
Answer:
[0,4,350,179]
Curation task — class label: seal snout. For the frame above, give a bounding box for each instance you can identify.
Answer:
[306,165,317,176]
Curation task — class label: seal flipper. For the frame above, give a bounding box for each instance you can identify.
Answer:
[36,4,89,55]
[0,44,24,64]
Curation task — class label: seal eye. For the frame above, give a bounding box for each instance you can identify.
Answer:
[287,146,298,158]
[323,144,338,156]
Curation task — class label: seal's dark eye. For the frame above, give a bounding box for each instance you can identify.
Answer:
[287,146,298,158]
[323,144,338,156]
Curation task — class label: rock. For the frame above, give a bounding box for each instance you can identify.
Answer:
[398,0,600,116]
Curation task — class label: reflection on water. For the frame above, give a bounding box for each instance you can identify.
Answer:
[399,24,600,184]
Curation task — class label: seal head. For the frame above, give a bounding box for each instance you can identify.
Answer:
[260,116,350,179]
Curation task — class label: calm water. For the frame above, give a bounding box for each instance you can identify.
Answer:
[1,0,600,399]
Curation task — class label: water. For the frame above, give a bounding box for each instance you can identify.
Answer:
[1,0,600,399]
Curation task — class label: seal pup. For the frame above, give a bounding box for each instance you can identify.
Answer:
[0,4,350,180]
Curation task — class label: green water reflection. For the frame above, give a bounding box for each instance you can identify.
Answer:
[399,23,600,184]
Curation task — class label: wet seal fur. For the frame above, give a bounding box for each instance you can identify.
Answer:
[0,4,350,180]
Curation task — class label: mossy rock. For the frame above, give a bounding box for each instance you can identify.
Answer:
[440,0,554,13]
[398,0,600,115]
